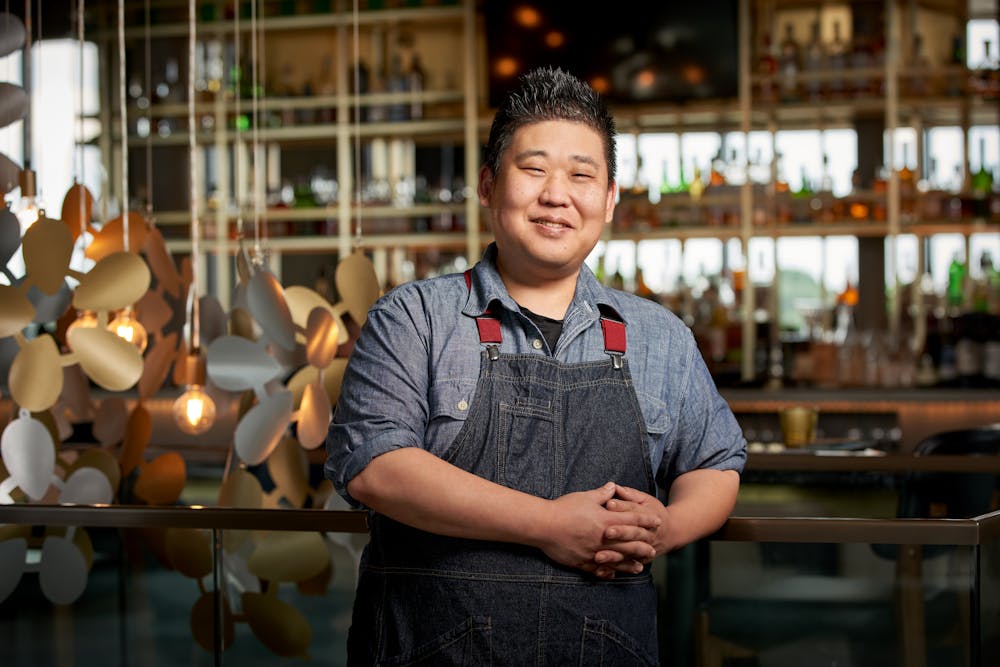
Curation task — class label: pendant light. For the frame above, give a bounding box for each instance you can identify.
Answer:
[105,0,148,353]
[173,0,215,435]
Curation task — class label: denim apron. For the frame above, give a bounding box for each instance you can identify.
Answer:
[348,284,660,666]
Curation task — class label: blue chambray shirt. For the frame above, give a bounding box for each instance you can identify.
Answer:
[325,244,746,504]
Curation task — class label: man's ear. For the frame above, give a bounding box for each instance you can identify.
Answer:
[477,165,494,207]
[604,181,618,225]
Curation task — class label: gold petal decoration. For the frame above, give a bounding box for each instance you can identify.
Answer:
[72,251,152,313]
[164,527,212,579]
[21,216,74,296]
[284,285,348,346]
[335,251,380,326]
[247,531,329,583]
[142,226,183,298]
[0,412,55,500]
[92,396,128,448]
[321,358,350,406]
[296,560,333,596]
[67,326,144,392]
[242,591,311,659]
[137,332,178,400]
[216,467,264,508]
[247,269,297,352]
[67,448,121,494]
[0,283,35,338]
[133,452,186,506]
[267,436,309,508]
[9,336,63,412]
[229,307,257,340]
[84,211,148,261]
[190,592,235,652]
[305,307,340,369]
[118,402,151,476]
[296,381,331,450]
[234,390,294,466]
[59,182,94,243]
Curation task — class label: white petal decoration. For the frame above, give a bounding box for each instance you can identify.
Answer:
[206,335,283,393]
[61,466,114,505]
[235,390,294,466]
[296,381,331,450]
[0,537,26,603]
[247,269,296,352]
[38,536,88,605]
[0,412,55,501]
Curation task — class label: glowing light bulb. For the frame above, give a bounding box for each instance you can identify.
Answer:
[16,168,42,229]
[65,310,99,349]
[107,307,148,353]
[172,385,217,435]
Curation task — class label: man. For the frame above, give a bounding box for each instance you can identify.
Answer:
[326,66,745,665]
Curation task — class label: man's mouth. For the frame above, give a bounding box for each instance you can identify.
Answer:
[533,218,571,230]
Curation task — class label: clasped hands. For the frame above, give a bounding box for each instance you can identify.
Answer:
[540,481,668,580]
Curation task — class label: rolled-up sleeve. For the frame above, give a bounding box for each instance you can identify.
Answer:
[324,296,431,502]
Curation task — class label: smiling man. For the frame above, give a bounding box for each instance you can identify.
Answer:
[325,66,746,666]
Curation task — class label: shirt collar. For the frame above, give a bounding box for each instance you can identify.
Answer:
[462,243,626,325]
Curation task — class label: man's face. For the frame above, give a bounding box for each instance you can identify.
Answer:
[478,120,616,283]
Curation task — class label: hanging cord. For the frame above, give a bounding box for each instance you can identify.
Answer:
[187,0,200,351]
[117,0,129,252]
[144,0,153,222]
[232,0,244,241]
[22,0,29,172]
[250,0,262,261]
[351,0,362,247]
[77,0,86,238]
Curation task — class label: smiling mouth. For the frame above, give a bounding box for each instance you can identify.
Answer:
[532,218,571,230]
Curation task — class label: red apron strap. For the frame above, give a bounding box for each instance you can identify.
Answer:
[600,317,627,355]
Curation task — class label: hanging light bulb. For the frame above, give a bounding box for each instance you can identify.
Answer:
[107,307,149,353]
[16,168,43,229]
[65,310,99,348]
[172,351,216,435]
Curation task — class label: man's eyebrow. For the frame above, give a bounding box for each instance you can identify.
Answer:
[513,149,600,168]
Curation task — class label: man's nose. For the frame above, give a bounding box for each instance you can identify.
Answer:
[538,173,570,205]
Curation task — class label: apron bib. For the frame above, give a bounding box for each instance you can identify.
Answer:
[348,284,660,666]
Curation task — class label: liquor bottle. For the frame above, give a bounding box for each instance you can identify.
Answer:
[778,23,800,102]
[947,33,966,97]
[971,138,994,219]
[756,31,778,102]
[827,21,848,98]
[947,252,967,313]
[407,53,427,120]
[387,54,409,121]
[907,33,930,96]
[802,21,825,101]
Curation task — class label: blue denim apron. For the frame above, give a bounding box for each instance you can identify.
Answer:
[348,288,660,666]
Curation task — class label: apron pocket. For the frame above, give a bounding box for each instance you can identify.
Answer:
[498,402,557,497]
[381,616,492,667]
[578,617,659,667]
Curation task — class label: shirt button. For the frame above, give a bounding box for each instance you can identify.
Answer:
[457,400,468,411]
[532,339,543,350]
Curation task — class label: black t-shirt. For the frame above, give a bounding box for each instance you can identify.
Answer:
[520,306,564,353]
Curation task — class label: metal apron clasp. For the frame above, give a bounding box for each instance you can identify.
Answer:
[486,344,500,361]
[608,352,623,370]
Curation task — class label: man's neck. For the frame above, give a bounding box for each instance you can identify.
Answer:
[497,262,578,320]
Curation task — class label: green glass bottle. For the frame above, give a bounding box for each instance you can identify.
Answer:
[947,253,967,311]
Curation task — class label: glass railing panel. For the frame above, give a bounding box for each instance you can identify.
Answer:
[981,514,1000,666]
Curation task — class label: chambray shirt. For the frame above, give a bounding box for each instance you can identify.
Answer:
[325,244,746,503]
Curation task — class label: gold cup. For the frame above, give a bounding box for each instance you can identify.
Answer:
[779,406,818,448]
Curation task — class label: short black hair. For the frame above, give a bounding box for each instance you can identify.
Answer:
[483,66,617,185]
